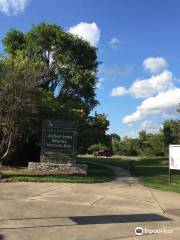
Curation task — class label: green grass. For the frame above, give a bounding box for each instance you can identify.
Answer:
[78,155,180,193]
[135,166,180,193]
[0,162,115,183]
[2,155,180,192]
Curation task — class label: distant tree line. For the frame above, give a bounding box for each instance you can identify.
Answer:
[88,119,180,157]
[110,120,180,157]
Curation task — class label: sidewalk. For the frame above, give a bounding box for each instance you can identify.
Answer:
[0,164,180,240]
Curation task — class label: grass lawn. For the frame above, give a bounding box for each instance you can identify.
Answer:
[78,155,180,193]
[0,162,115,183]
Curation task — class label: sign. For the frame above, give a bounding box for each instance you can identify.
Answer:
[45,130,75,151]
[40,120,78,164]
[169,145,180,170]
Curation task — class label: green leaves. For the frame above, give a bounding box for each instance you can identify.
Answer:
[3,29,26,55]
[0,52,46,160]
[162,120,180,146]
[3,23,98,114]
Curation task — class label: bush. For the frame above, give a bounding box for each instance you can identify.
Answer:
[88,143,107,152]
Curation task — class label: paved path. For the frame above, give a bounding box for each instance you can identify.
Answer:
[0,164,180,240]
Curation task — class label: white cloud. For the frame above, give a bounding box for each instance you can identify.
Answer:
[123,110,143,124]
[140,120,161,133]
[111,86,126,96]
[111,70,174,98]
[129,70,173,98]
[109,37,120,45]
[108,37,121,50]
[68,22,100,47]
[0,0,29,15]
[143,57,168,73]
[123,88,180,124]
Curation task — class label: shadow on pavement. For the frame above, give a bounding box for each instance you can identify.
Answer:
[70,214,171,225]
[0,214,171,230]
[0,234,5,240]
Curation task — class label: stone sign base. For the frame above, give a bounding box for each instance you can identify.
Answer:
[28,162,88,175]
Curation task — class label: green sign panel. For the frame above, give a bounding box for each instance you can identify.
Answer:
[45,129,74,151]
[40,120,78,164]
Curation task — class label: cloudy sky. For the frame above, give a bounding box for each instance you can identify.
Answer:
[0,0,180,137]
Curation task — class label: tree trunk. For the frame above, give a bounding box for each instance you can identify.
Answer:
[1,134,12,160]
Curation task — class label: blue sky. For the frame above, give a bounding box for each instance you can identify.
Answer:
[0,0,180,137]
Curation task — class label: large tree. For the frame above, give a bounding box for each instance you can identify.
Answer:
[1,23,111,159]
[3,23,98,115]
